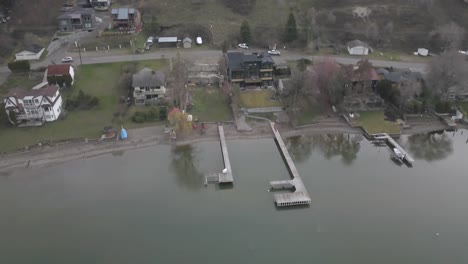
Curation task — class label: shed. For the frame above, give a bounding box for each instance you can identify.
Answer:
[347,40,372,55]
[417,48,429,56]
[158,37,178,48]
[183,37,192,48]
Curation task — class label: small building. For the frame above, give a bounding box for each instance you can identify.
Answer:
[183,37,192,49]
[47,64,75,87]
[57,9,94,32]
[89,0,111,10]
[417,48,429,56]
[3,85,63,126]
[446,85,468,101]
[132,68,166,106]
[347,40,372,55]
[15,45,45,61]
[224,51,275,87]
[111,7,141,32]
[158,37,178,48]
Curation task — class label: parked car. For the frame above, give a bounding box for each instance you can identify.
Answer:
[268,49,281,55]
[147,36,154,45]
[238,43,249,49]
[61,57,73,63]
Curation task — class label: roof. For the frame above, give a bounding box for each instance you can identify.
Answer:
[111,8,134,20]
[183,37,192,43]
[47,64,72,75]
[225,52,274,70]
[4,85,59,99]
[347,39,371,49]
[383,70,423,83]
[23,44,44,54]
[158,37,178,43]
[344,64,380,82]
[132,68,165,87]
[57,9,93,20]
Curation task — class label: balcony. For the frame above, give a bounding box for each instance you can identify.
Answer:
[17,113,44,120]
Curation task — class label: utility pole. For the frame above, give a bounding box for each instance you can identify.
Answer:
[78,44,83,65]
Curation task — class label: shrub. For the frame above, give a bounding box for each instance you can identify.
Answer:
[159,106,167,121]
[8,60,30,73]
[65,90,99,111]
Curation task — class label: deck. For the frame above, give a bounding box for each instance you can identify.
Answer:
[269,122,311,207]
[218,126,233,183]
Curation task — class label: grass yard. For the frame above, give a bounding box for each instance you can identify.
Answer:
[355,111,401,134]
[189,87,232,122]
[0,59,168,152]
[455,101,468,116]
[297,98,325,125]
[238,90,282,108]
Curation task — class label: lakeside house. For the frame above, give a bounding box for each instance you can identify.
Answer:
[3,84,63,126]
[224,51,274,88]
[57,9,94,32]
[347,40,372,55]
[446,85,468,101]
[111,7,141,32]
[47,64,75,87]
[132,68,166,106]
[15,45,45,61]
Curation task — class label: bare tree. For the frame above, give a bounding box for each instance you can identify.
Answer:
[171,54,191,110]
[366,22,379,42]
[425,49,468,97]
[399,79,422,109]
[314,58,343,105]
[431,22,466,50]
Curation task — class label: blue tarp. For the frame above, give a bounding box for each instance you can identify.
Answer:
[120,128,128,140]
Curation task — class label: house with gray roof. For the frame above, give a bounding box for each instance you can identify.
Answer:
[224,51,275,87]
[57,9,94,32]
[111,7,141,32]
[132,68,166,106]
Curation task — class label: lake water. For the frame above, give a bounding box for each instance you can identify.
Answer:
[1,130,468,263]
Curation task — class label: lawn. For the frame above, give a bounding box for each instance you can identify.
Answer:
[0,59,168,152]
[189,87,232,122]
[455,101,468,116]
[238,90,282,108]
[297,98,325,125]
[355,111,401,134]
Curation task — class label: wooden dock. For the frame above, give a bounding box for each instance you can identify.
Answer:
[269,122,311,207]
[374,133,415,165]
[218,126,233,183]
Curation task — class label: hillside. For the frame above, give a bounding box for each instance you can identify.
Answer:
[135,0,468,52]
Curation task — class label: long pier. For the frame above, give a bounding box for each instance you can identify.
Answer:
[269,122,311,207]
[373,133,415,165]
[218,126,233,183]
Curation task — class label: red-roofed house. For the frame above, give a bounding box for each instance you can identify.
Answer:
[343,60,380,94]
[47,64,75,87]
[3,84,63,126]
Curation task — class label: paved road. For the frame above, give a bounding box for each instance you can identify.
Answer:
[1,47,429,76]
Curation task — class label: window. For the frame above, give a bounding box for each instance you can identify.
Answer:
[145,87,150,92]
[146,95,152,99]
[34,99,39,104]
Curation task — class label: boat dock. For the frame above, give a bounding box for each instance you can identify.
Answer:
[218,126,233,183]
[269,122,311,207]
[373,133,415,165]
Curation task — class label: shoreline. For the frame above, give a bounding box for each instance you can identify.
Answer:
[0,119,461,173]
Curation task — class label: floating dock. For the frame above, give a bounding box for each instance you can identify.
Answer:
[269,123,311,207]
[218,126,233,183]
[373,133,415,165]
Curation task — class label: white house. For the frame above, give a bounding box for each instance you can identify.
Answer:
[347,40,371,55]
[132,68,166,106]
[15,45,45,61]
[3,85,63,126]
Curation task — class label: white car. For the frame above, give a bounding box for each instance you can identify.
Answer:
[238,43,249,49]
[268,50,281,55]
[61,57,73,63]
[147,36,154,45]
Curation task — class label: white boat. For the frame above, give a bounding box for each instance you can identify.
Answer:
[196,37,202,45]
[392,148,405,160]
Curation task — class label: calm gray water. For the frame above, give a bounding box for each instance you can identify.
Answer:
[1,130,468,263]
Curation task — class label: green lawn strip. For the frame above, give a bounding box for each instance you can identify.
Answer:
[189,87,232,122]
[0,60,168,152]
[297,98,324,125]
[238,90,282,108]
[355,111,400,134]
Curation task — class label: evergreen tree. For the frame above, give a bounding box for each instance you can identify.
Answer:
[284,12,298,42]
[240,20,251,43]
